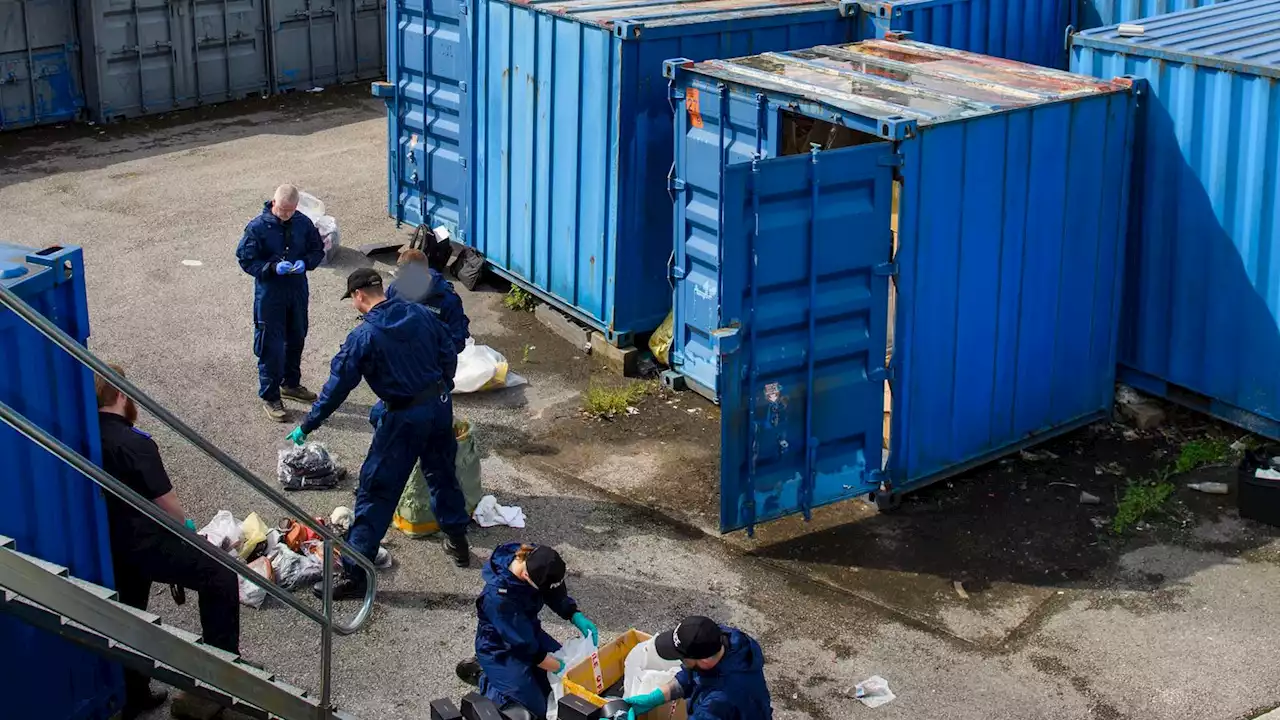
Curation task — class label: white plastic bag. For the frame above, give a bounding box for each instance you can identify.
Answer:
[198,511,243,554]
[454,339,528,394]
[853,676,896,708]
[238,556,274,608]
[545,635,600,720]
[295,191,341,263]
[623,638,681,698]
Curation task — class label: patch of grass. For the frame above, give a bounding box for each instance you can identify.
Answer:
[1111,476,1176,535]
[1174,437,1231,474]
[521,343,533,364]
[582,382,650,419]
[502,285,538,312]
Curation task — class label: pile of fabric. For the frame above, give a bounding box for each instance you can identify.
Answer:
[277,442,346,490]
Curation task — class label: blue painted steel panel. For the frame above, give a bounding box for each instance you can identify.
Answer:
[1075,0,1221,33]
[463,0,857,342]
[843,0,1073,69]
[670,39,1137,531]
[0,244,123,719]
[0,0,84,129]
[1072,0,1280,439]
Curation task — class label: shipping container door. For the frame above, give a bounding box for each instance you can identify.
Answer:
[270,0,342,90]
[84,0,186,120]
[388,0,468,233]
[719,144,893,533]
[0,0,83,129]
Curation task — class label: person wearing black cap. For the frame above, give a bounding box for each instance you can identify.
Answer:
[455,542,599,719]
[624,616,772,720]
[286,268,471,599]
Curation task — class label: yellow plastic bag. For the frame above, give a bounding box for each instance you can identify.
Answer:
[649,310,675,367]
[239,512,269,560]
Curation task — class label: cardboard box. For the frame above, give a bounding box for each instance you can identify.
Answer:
[563,629,687,720]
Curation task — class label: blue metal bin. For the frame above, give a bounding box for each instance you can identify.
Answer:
[666,39,1138,533]
[0,243,122,718]
[1072,0,1280,439]
[382,0,857,345]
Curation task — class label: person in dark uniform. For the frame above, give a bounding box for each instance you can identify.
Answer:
[288,268,469,600]
[95,365,241,719]
[236,184,325,423]
[387,247,471,354]
[624,616,772,720]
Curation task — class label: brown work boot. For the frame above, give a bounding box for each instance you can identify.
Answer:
[280,385,318,403]
[263,400,288,423]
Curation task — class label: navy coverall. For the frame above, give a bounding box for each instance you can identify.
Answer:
[675,627,773,720]
[475,542,580,718]
[299,299,466,577]
[235,201,325,402]
[387,264,471,354]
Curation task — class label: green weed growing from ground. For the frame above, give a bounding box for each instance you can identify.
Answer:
[503,285,538,312]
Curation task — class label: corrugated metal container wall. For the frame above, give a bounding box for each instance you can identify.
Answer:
[0,244,123,718]
[268,0,387,92]
[667,40,1136,532]
[1072,0,1280,439]
[1074,0,1221,32]
[470,0,856,344]
[0,0,84,129]
[77,0,271,122]
[843,0,1072,69]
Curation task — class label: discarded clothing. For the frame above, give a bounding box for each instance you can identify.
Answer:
[278,442,346,490]
[473,495,526,529]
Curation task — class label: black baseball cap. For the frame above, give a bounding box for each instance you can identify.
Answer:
[525,545,567,593]
[655,616,724,661]
[342,268,384,298]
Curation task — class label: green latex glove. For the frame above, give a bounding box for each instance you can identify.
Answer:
[625,689,665,715]
[184,519,196,531]
[571,611,599,646]
[287,427,307,446]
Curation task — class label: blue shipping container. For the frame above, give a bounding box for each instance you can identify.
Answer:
[1071,0,1280,439]
[381,0,857,345]
[0,244,122,718]
[1073,0,1221,33]
[0,0,84,129]
[843,0,1073,69]
[667,40,1138,532]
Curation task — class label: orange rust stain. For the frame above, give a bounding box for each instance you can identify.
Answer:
[686,88,704,129]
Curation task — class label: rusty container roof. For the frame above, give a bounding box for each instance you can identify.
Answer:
[677,38,1131,126]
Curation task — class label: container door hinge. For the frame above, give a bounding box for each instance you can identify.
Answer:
[869,366,893,382]
[459,157,467,170]
[459,3,468,13]
[459,81,468,93]
[671,266,687,280]
[669,177,686,192]
[671,350,685,366]
[874,262,898,277]
[878,154,903,168]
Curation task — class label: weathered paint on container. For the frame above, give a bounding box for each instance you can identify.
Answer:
[1074,0,1221,32]
[1071,0,1280,439]
[77,0,271,122]
[384,0,857,344]
[0,244,123,718]
[0,0,84,129]
[841,0,1073,69]
[667,40,1137,532]
[268,0,387,92]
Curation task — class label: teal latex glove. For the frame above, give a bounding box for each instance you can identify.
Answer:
[625,689,665,715]
[571,612,599,646]
[184,519,196,531]
[551,657,565,675]
[287,427,307,446]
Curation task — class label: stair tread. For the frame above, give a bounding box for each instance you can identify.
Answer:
[9,549,68,577]
[0,535,13,549]
[158,622,202,644]
[67,576,119,601]
[107,598,161,625]
[269,678,309,698]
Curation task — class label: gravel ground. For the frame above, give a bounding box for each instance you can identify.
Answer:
[3,88,1280,720]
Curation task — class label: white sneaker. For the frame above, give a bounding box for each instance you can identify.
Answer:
[375,547,393,569]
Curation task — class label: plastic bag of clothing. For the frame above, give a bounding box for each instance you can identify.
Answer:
[295,191,341,264]
[649,310,675,367]
[623,638,680,698]
[545,635,600,720]
[198,511,243,554]
[393,420,484,537]
[454,340,528,394]
[268,542,323,590]
[277,442,345,491]
[449,246,486,290]
[238,556,274,608]
[239,512,269,561]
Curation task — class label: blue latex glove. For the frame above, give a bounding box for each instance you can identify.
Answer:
[625,689,665,716]
[287,427,307,446]
[275,260,293,275]
[571,612,599,646]
[290,260,306,274]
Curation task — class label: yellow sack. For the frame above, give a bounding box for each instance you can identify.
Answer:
[239,512,269,560]
[649,310,675,367]
[393,420,484,538]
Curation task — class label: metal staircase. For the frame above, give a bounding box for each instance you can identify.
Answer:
[0,283,379,719]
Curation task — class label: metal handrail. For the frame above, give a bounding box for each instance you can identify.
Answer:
[0,283,377,714]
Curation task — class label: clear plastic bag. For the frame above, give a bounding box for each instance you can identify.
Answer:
[623,638,680,698]
[545,635,600,720]
[295,191,340,263]
[198,511,243,554]
[277,442,343,490]
[454,340,528,394]
[238,556,274,608]
[268,543,323,590]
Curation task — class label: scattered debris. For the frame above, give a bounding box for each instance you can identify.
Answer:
[329,506,354,535]
[1049,481,1079,489]
[1090,516,1108,529]
[1123,429,1140,441]
[1095,461,1125,476]
[1079,491,1101,505]
[1230,439,1249,452]
[626,406,639,416]
[1020,449,1059,462]
[852,676,896,709]
[953,580,969,600]
[1187,482,1229,495]
[307,86,324,93]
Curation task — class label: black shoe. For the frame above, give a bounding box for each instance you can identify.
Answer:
[443,533,470,568]
[312,574,366,601]
[280,385,318,403]
[456,656,482,687]
[263,400,288,423]
[122,687,168,719]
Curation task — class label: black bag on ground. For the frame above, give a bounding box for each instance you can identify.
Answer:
[411,224,454,271]
[449,246,487,291]
[1238,444,1280,527]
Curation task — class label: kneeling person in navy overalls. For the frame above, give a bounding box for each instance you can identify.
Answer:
[289,268,471,599]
